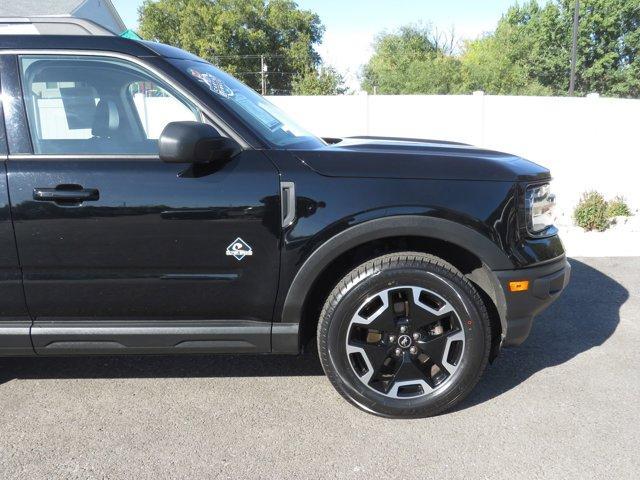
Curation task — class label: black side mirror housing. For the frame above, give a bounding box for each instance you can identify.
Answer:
[158,121,242,164]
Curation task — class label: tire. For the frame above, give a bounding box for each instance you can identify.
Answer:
[317,252,491,418]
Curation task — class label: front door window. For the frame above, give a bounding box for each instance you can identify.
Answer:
[19,55,202,155]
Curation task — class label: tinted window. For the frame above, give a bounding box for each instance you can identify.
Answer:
[19,55,201,155]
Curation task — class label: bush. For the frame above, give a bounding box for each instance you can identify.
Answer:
[606,196,632,218]
[574,191,609,231]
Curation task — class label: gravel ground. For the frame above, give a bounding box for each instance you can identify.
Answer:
[0,257,638,480]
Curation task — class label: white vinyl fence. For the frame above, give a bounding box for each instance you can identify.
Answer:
[268,93,640,218]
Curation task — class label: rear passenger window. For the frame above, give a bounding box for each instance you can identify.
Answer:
[19,55,202,155]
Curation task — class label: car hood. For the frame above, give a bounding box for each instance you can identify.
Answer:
[292,136,550,182]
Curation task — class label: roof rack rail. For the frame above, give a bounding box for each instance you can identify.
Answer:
[0,17,116,36]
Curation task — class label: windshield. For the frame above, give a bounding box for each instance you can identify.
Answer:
[170,58,324,149]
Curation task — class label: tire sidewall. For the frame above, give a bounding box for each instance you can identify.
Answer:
[323,260,488,417]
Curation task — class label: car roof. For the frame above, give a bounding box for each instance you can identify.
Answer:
[0,35,202,61]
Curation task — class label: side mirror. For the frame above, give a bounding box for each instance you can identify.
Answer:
[158,121,241,164]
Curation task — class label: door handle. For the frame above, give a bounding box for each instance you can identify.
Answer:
[33,185,99,203]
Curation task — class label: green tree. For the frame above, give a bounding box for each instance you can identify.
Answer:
[459,22,552,95]
[138,0,325,94]
[463,0,640,97]
[566,0,640,97]
[361,24,465,94]
[291,66,347,95]
[361,1,640,98]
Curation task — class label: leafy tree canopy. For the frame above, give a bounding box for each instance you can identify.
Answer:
[361,24,464,94]
[482,0,640,97]
[292,66,347,95]
[138,0,325,94]
[361,1,640,98]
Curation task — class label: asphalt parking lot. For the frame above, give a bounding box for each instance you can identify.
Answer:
[0,257,638,480]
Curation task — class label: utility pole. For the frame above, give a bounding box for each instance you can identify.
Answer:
[260,55,267,95]
[569,0,580,95]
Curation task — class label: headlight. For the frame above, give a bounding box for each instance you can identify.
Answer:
[525,183,556,235]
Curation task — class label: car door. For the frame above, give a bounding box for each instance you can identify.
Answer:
[2,52,281,354]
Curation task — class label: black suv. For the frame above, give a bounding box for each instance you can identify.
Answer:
[0,36,570,417]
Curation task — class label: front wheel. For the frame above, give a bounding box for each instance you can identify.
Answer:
[317,252,491,418]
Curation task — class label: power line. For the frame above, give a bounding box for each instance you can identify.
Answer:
[210,53,290,59]
[235,71,297,75]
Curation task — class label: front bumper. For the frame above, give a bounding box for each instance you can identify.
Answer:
[494,257,571,346]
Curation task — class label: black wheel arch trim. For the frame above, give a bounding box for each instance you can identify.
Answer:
[279,215,514,329]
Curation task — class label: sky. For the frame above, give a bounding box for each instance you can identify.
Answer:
[112,0,518,90]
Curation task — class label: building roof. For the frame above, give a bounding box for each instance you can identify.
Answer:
[0,0,85,17]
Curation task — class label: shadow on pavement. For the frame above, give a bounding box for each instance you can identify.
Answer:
[456,258,627,411]
[0,259,626,411]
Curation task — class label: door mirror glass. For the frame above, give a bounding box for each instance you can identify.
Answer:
[158,121,241,164]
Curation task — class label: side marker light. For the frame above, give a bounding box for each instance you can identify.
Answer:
[509,281,530,292]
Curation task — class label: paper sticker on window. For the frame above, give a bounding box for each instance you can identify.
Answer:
[188,68,234,98]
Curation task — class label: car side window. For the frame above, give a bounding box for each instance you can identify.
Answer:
[19,55,202,155]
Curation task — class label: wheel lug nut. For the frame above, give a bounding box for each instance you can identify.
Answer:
[410,346,418,355]
[395,348,402,356]
[399,326,407,333]
[412,332,420,340]
[389,335,396,343]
